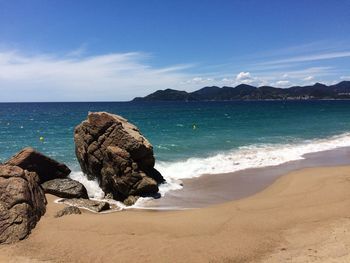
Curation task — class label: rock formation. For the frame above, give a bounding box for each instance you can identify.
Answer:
[42,178,88,199]
[0,165,46,244]
[5,147,71,183]
[74,112,164,203]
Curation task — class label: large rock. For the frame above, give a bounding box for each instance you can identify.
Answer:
[5,147,71,183]
[0,165,47,244]
[74,112,164,203]
[42,178,88,199]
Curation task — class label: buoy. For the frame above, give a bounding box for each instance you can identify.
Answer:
[192,124,197,130]
[39,136,44,142]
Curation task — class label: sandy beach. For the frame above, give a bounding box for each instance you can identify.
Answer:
[1,165,350,262]
[2,1,350,262]
[149,146,350,209]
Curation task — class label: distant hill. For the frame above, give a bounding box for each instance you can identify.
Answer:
[132,81,350,101]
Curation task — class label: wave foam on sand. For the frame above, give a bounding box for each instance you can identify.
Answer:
[156,132,350,194]
[70,132,350,209]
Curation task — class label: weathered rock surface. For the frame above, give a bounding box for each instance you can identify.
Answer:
[123,195,139,206]
[5,147,71,183]
[60,198,110,213]
[0,165,47,244]
[55,206,81,218]
[74,112,164,203]
[42,178,88,199]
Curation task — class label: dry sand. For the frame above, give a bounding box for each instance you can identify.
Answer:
[1,166,350,262]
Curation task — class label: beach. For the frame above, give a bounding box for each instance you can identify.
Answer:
[147,146,350,209]
[2,1,350,261]
[2,102,350,262]
[1,164,350,262]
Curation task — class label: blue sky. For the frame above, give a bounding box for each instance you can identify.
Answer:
[0,0,350,101]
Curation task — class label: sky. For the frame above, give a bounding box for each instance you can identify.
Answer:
[0,0,350,101]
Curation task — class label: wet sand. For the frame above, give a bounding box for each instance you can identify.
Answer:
[1,165,350,262]
[147,146,350,208]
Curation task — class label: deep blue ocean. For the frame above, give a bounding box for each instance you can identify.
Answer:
[1,101,350,190]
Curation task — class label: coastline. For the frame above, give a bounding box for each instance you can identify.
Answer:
[147,146,350,209]
[1,165,350,262]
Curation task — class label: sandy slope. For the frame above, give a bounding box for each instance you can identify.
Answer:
[1,166,350,262]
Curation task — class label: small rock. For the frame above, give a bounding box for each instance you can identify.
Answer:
[55,206,82,218]
[60,198,110,213]
[105,193,114,199]
[42,178,88,199]
[123,195,139,206]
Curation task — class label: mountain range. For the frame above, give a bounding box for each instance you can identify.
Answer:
[132,81,350,101]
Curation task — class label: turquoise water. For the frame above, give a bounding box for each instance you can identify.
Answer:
[1,101,350,180]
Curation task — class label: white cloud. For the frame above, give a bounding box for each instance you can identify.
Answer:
[183,77,215,85]
[303,76,314,81]
[188,65,337,89]
[340,76,350,80]
[0,45,345,102]
[235,71,261,85]
[260,67,331,79]
[220,67,334,88]
[275,80,290,87]
[236,71,251,81]
[0,50,193,101]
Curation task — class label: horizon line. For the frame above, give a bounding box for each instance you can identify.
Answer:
[1,80,349,103]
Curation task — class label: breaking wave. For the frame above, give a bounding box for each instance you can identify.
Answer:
[155,132,350,193]
[69,132,350,208]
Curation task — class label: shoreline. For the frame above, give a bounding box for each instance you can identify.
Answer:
[1,165,350,262]
[146,146,350,209]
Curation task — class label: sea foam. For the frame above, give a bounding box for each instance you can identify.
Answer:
[70,132,350,205]
[155,132,350,194]
[69,171,105,199]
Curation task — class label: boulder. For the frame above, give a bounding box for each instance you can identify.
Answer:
[55,206,81,218]
[5,147,71,183]
[59,198,110,213]
[74,112,164,202]
[42,178,88,199]
[0,165,46,244]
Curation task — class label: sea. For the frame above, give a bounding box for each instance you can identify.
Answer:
[1,100,350,207]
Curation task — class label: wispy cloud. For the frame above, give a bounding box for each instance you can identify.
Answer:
[0,40,349,102]
[65,44,88,57]
[191,40,350,86]
[260,51,350,65]
[0,50,194,101]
